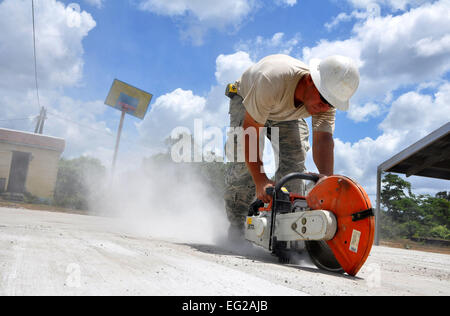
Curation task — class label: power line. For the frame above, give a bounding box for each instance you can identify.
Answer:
[0,117,34,122]
[31,0,41,113]
[46,110,114,137]
[45,110,158,153]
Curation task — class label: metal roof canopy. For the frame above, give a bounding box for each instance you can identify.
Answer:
[375,122,450,245]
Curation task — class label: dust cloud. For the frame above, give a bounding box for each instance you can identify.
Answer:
[90,160,229,245]
[84,157,317,270]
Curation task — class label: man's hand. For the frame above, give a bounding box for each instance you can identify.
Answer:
[256,178,275,204]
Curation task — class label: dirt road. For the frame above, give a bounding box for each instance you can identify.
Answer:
[0,206,448,296]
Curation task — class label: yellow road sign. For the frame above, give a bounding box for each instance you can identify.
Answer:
[105,79,152,120]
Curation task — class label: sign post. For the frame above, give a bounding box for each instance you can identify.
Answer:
[111,110,126,175]
[105,79,153,175]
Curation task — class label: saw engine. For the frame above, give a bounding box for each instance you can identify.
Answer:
[244,173,375,276]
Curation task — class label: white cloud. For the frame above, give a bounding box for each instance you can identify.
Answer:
[137,0,302,45]
[44,98,112,157]
[0,0,96,93]
[138,0,257,45]
[347,0,434,12]
[347,102,383,122]
[138,0,255,22]
[302,37,362,67]
[327,1,439,30]
[235,32,302,60]
[0,0,109,162]
[356,2,450,81]
[325,6,380,30]
[325,12,358,31]
[153,88,206,121]
[305,0,450,122]
[138,51,255,153]
[134,1,450,196]
[379,83,450,135]
[0,88,116,163]
[329,82,450,195]
[414,34,450,57]
[275,0,298,7]
[333,132,403,186]
[137,88,207,146]
[303,1,450,195]
[0,0,256,169]
[215,51,254,85]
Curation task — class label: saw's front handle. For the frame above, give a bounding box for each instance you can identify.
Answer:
[274,173,319,193]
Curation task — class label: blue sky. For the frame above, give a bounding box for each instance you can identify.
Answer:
[0,0,449,196]
[68,1,355,102]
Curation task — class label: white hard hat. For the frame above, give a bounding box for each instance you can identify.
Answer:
[309,55,360,111]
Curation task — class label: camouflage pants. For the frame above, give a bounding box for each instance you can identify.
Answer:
[224,94,310,230]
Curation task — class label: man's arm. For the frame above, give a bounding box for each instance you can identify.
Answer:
[312,131,334,176]
[243,111,274,203]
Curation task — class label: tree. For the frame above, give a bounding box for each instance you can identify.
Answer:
[381,173,450,241]
[381,173,416,222]
[429,225,450,240]
[419,195,450,228]
[436,191,450,201]
[54,157,106,210]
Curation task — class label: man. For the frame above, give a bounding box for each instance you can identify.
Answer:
[224,54,360,240]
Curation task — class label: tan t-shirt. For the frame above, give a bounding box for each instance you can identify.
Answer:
[236,54,336,134]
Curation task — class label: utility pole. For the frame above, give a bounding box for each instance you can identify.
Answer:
[38,107,47,134]
[34,107,47,134]
[34,107,43,133]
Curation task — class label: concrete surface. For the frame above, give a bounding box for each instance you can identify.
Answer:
[0,206,449,296]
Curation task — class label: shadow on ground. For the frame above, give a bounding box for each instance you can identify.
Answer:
[180,241,362,281]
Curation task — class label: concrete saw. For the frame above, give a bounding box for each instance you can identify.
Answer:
[244,173,375,276]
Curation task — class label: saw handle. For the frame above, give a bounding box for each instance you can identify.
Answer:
[274,173,320,192]
[248,173,320,216]
[248,199,265,216]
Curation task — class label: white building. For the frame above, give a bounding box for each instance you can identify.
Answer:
[0,128,65,201]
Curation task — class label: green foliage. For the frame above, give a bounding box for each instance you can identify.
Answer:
[436,191,450,201]
[54,156,106,210]
[23,191,50,205]
[381,173,450,241]
[429,225,450,240]
[381,173,415,222]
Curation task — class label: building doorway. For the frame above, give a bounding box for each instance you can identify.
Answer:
[7,151,31,194]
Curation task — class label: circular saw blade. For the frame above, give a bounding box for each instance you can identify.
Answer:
[305,240,344,273]
[306,176,375,276]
